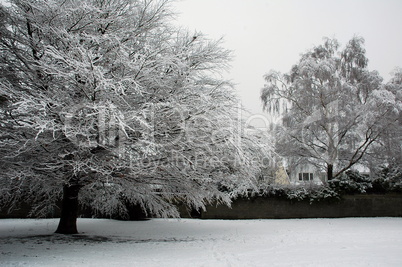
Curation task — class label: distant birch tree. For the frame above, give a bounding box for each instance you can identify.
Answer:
[0,0,268,234]
[261,37,401,181]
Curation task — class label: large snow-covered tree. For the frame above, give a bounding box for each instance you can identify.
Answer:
[0,0,267,234]
[261,37,401,181]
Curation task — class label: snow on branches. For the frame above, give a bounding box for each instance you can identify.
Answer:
[0,0,270,226]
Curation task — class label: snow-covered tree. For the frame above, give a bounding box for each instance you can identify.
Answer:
[0,0,268,234]
[261,37,401,181]
[367,68,402,171]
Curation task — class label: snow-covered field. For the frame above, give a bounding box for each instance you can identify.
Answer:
[1,218,401,267]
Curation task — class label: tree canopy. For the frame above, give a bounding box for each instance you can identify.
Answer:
[0,0,268,234]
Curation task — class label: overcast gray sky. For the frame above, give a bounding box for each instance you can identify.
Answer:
[173,0,402,117]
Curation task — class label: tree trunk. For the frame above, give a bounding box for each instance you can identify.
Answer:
[327,164,334,181]
[55,183,81,234]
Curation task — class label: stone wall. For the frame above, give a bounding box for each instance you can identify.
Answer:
[2,194,402,219]
[200,194,402,219]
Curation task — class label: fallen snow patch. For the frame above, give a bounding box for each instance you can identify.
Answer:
[1,218,401,266]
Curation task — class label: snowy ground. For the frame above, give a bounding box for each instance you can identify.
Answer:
[0,218,401,267]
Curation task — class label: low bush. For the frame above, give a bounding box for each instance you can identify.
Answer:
[373,166,402,193]
[328,170,372,194]
[253,183,340,204]
[329,166,402,194]
[244,166,402,203]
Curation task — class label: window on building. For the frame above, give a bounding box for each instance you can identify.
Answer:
[298,173,314,181]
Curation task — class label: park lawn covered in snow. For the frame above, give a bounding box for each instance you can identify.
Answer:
[0,218,401,266]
